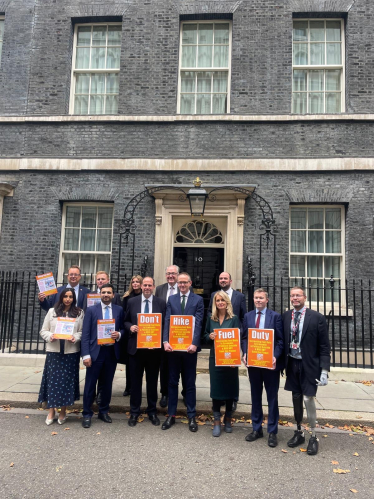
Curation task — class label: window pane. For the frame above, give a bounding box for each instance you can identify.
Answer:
[107,47,121,69]
[290,256,305,277]
[214,45,228,67]
[325,231,341,253]
[0,20,4,38]
[91,74,105,94]
[181,45,196,68]
[197,72,211,92]
[325,209,341,229]
[106,73,119,93]
[292,92,307,113]
[64,228,80,251]
[213,71,228,92]
[212,94,227,113]
[310,43,325,65]
[80,254,96,275]
[75,73,90,94]
[96,229,112,251]
[92,25,107,46]
[310,21,325,42]
[214,23,229,44]
[96,254,111,274]
[308,71,324,91]
[196,94,211,114]
[293,21,308,42]
[66,206,81,227]
[309,93,324,113]
[90,95,105,114]
[108,25,122,45]
[76,47,90,69]
[326,43,341,65]
[91,47,105,69]
[291,231,306,252]
[105,95,118,114]
[198,24,213,44]
[63,254,80,276]
[308,209,323,229]
[325,256,341,279]
[326,21,341,42]
[308,231,323,253]
[307,256,323,277]
[198,45,212,67]
[182,24,197,44]
[180,94,195,114]
[293,44,308,65]
[0,41,2,64]
[291,209,306,229]
[326,93,341,113]
[80,229,96,251]
[77,26,91,46]
[326,70,341,91]
[82,207,97,228]
[181,72,195,92]
[74,95,88,114]
[293,70,307,91]
[98,207,113,228]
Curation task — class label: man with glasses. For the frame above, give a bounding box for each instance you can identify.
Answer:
[282,286,330,455]
[38,265,90,312]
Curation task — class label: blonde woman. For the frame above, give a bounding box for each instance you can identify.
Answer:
[121,275,143,396]
[204,291,240,437]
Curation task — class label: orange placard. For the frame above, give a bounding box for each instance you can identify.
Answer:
[247,328,274,369]
[97,319,115,345]
[54,317,75,340]
[137,313,162,349]
[87,294,101,307]
[169,315,194,351]
[36,272,58,296]
[214,328,241,367]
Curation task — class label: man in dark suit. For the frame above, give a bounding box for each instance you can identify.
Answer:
[124,276,166,427]
[242,288,284,448]
[283,286,330,455]
[82,271,122,311]
[38,265,90,312]
[81,284,124,428]
[161,272,204,432]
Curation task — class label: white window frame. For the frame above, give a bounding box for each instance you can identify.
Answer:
[0,16,5,66]
[292,18,345,114]
[177,20,232,115]
[69,22,122,115]
[289,205,346,309]
[58,202,114,283]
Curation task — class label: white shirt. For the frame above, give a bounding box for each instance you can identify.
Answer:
[180,290,190,308]
[223,287,233,300]
[141,294,153,313]
[255,307,267,329]
[166,284,177,301]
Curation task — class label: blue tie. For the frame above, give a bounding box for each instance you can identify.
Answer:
[104,306,110,320]
[144,299,149,314]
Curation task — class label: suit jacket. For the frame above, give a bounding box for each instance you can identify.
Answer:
[155,282,193,303]
[40,284,90,312]
[208,289,247,325]
[124,295,166,355]
[82,291,122,312]
[81,302,124,362]
[163,292,204,350]
[242,308,284,371]
[282,308,331,381]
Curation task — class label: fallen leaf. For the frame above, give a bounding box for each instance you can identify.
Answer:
[331,460,339,465]
[323,435,328,438]
[64,427,70,431]
[137,417,144,423]
[356,415,363,419]
[34,370,41,373]
[335,381,339,384]
[25,416,29,419]
[353,452,359,456]
[325,423,335,428]
[181,419,188,424]
[300,448,307,452]
[281,449,288,453]
[56,466,63,472]
[51,432,58,436]
[333,469,350,474]
[196,371,201,374]
[96,432,101,435]
[10,462,14,467]
[38,408,44,411]
[369,437,373,441]
[350,490,358,494]
[349,434,354,436]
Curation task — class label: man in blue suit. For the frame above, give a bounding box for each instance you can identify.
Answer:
[38,265,90,312]
[161,272,204,432]
[81,284,124,428]
[242,288,284,448]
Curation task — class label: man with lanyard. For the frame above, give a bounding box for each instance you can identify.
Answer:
[282,286,330,455]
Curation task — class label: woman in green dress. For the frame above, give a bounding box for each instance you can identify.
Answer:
[204,291,240,437]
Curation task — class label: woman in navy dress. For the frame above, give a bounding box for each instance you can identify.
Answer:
[38,289,84,425]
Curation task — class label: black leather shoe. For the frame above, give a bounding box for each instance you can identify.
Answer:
[149,414,160,426]
[98,413,112,423]
[82,417,91,429]
[245,429,264,442]
[162,416,175,430]
[160,395,168,408]
[307,435,319,455]
[287,430,305,448]
[188,417,198,432]
[232,400,237,412]
[128,415,138,427]
[123,389,131,397]
[268,433,278,447]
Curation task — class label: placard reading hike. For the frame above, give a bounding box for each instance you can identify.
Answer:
[247,328,274,369]
[137,313,162,349]
[214,328,241,367]
[87,294,101,307]
[97,319,115,345]
[54,317,75,340]
[169,315,194,351]
[36,272,57,296]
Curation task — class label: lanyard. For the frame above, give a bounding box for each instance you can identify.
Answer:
[291,308,306,341]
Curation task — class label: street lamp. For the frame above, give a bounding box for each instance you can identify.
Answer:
[187,177,208,216]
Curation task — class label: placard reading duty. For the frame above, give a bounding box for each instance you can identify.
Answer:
[54,317,75,340]
[97,319,115,345]
[137,313,162,349]
[169,315,194,351]
[36,272,58,296]
[247,328,274,369]
[214,328,241,367]
[87,294,101,308]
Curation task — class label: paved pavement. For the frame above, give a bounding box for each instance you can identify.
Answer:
[1,410,373,499]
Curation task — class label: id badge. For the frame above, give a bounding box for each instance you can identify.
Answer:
[291,342,298,350]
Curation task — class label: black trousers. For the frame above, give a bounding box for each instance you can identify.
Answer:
[212,399,234,413]
[129,349,162,417]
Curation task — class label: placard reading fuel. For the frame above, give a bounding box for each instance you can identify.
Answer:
[169,315,194,351]
[247,328,274,369]
[137,313,162,349]
[214,328,241,367]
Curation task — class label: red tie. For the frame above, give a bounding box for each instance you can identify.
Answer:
[255,311,261,328]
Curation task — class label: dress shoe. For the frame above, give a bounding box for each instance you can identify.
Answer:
[98,413,112,423]
[45,410,57,426]
[188,417,198,432]
[287,430,305,448]
[128,415,138,427]
[232,401,237,412]
[57,415,68,425]
[245,429,264,442]
[149,414,160,426]
[162,415,175,430]
[123,389,131,397]
[160,395,168,408]
[268,433,278,447]
[307,435,319,455]
[82,417,92,429]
